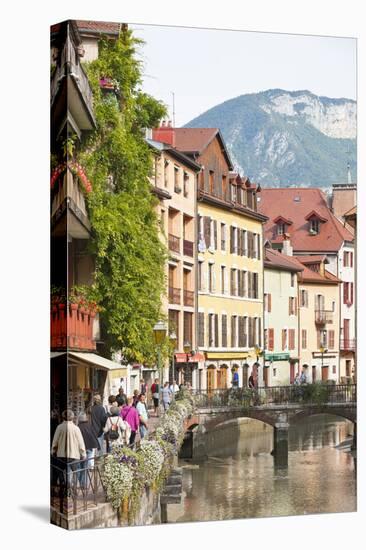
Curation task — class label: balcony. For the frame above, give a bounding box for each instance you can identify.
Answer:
[340,339,356,352]
[315,310,333,324]
[51,303,97,351]
[169,287,181,305]
[168,233,180,254]
[183,290,194,307]
[183,239,194,257]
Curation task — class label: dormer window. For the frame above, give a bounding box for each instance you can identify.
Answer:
[305,210,327,235]
[273,215,292,237]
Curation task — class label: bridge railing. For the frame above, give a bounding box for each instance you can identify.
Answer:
[192,384,356,409]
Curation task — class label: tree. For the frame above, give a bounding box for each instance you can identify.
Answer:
[78,28,168,363]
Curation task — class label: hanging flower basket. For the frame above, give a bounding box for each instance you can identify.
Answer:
[50,161,92,193]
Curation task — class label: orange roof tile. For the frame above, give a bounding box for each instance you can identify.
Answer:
[258,188,354,252]
[264,248,304,272]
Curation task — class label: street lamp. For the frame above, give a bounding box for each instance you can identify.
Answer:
[254,345,262,387]
[183,340,191,386]
[170,331,177,388]
[153,321,167,386]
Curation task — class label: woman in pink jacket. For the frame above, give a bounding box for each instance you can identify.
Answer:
[120,397,140,446]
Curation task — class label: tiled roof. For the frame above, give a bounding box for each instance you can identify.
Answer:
[76,20,121,35]
[173,128,234,169]
[298,265,341,284]
[258,188,354,252]
[264,248,304,272]
[294,254,329,264]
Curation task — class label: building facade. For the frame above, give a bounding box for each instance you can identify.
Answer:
[263,248,303,385]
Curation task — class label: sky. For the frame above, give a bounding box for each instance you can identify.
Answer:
[131,24,357,127]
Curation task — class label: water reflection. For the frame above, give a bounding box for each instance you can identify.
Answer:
[167,415,356,523]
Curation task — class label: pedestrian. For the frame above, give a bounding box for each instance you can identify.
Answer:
[77,412,99,487]
[140,378,148,395]
[169,379,179,395]
[162,381,172,411]
[103,406,130,448]
[151,378,160,417]
[51,409,86,490]
[136,394,149,439]
[294,373,301,385]
[299,369,307,384]
[90,394,108,455]
[132,389,139,407]
[116,387,127,407]
[232,370,239,387]
[105,395,118,414]
[248,373,255,389]
[120,397,140,446]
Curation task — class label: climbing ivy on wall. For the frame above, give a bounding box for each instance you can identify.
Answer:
[78,28,168,363]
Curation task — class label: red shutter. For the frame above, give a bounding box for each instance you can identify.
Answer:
[268,293,272,312]
[343,252,346,267]
[269,328,274,351]
[289,297,292,315]
[350,252,353,268]
[343,283,348,304]
[329,330,335,349]
[302,329,307,349]
[351,283,354,305]
[294,297,297,315]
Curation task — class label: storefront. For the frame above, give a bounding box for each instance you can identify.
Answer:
[51,351,128,418]
[264,353,298,386]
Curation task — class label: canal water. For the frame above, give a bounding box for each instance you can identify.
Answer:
[167,415,356,523]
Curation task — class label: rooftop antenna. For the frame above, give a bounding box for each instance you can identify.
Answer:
[171,91,176,127]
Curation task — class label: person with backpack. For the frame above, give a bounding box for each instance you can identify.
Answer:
[103,406,130,449]
[151,378,160,416]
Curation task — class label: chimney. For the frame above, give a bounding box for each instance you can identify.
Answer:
[319,259,325,277]
[152,120,175,147]
[282,234,293,256]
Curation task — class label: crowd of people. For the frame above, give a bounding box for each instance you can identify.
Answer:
[51,378,185,476]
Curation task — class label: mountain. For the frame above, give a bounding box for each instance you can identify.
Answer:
[184,89,356,188]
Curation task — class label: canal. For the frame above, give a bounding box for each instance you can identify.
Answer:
[167,415,356,523]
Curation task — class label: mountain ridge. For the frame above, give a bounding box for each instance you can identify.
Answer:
[184,89,356,187]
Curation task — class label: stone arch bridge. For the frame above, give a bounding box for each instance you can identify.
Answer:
[182,385,356,463]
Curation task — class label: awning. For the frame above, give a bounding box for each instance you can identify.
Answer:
[188,352,205,363]
[66,351,125,371]
[175,353,188,363]
[206,352,249,360]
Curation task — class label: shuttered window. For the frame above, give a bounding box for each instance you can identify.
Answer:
[328,330,335,349]
[213,220,218,250]
[289,329,295,350]
[282,329,287,350]
[253,273,258,299]
[214,314,219,347]
[231,316,237,347]
[239,317,245,347]
[204,217,211,249]
[222,315,227,348]
[268,328,274,351]
[208,314,214,347]
[257,234,261,259]
[198,313,205,347]
[248,318,254,348]
[301,329,307,349]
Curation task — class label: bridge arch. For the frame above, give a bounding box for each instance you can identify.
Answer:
[289,408,356,426]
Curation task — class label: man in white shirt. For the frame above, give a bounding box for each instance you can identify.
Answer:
[169,379,179,395]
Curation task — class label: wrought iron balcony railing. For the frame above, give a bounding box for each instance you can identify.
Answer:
[183,289,194,307]
[340,338,356,351]
[168,233,180,254]
[169,286,181,304]
[315,309,333,324]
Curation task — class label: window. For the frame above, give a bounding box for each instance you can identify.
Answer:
[183,312,193,346]
[277,223,285,236]
[208,263,215,293]
[264,293,272,312]
[302,329,307,349]
[253,273,259,299]
[221,266,226,294]
[310,218,319,234]
[332,365,337,375]
[257,234,261,260]
[346,360,351,377]
[343,282,354,305]
[289,329,295,350]
[273,368,277,377]
[222,315,228,348]
[289,296,296,315]
[231,316,238,347]
[230,183,237,202]
[239,317,246,347]
[174,166,180,193]
[328,330,335,349]
[239,270,247,297]
[221,223,226,251]
[268,328,274,351]
[282,329,288,351]
[198,261,203,292]
[230,268,238,296]
[183,172,189,197]
[291,273,295,287]
[208,314,218,347]
[168,310,179,344]
[209,170,214,194]
[198,313,205,347]
[164,159,169,188]
[300,289,308,307]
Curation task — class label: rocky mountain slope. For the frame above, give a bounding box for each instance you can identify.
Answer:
[185,89,356,187]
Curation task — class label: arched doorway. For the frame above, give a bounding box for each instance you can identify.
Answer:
[217,364,228,389]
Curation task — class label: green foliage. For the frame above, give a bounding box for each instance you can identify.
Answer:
[78,29,168,362]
